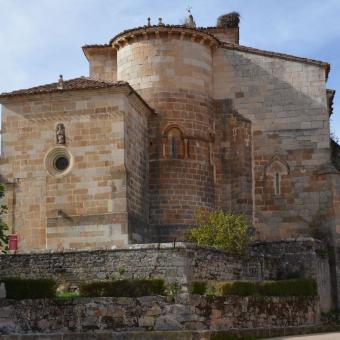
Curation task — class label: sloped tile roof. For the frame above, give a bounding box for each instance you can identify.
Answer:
[82,44,110,49]
[0,77,129,98]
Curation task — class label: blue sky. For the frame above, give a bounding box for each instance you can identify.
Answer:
[0,0,339,138]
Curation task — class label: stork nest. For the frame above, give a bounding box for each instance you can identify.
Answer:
[217,12,240,28]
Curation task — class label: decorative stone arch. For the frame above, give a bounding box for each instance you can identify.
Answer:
[161,124,188,159]
[265,155,290,195]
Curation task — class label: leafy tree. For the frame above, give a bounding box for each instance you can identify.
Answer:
[0,183,8,253]
[187,209,253,255]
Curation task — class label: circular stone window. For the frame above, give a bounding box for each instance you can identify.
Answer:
[54,156,69,171]
[44,147,73,177]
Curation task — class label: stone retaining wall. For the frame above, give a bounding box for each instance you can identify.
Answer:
[0,240,332,310]
[0,294,320,335]
[3,243,248,287]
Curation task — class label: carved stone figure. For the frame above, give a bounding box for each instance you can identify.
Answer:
[56,123,66,144]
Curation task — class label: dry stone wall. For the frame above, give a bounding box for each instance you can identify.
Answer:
[0,294,320,335]
[0,240,332,310]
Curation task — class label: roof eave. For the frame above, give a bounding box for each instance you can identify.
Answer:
[220,43,331,79]
[109,25,220,46]
[0,86,119,103]
[0,82,155,117]
[81,45,113,61]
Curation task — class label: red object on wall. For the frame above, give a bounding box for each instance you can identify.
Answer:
[8,234,18,251]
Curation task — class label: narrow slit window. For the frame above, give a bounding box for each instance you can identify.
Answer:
[166,127,183,159]
[275,172,281,195]
[171,137,177,159]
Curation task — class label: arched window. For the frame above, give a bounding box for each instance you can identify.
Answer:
[167,127,183,159]
[265,155,290,196]
[162,126,187,159]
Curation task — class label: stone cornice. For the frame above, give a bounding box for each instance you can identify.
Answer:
[109,25,220,50]
[0,82,155,118]
[81,45,116,62]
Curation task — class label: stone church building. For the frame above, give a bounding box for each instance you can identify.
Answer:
[0,12,339,252]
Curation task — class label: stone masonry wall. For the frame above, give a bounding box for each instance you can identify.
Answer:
[213,102,253,219]
[330,172,340,307]
[0,240,332,310]
[117,34,216,234]
[213,47,331,240]
[85,47,118,82]
[124,97,150,242]
[147,91,215,236]
[203,27,239,44]
[0,294,320,335]
[117,37,213,95]
[0,90,144,251]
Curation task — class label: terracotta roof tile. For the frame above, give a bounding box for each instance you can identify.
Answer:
[108,25,219,45]
[83,26,236,49]
[0,77,155,114]
[0,77,128,99]
[82,44,110,49]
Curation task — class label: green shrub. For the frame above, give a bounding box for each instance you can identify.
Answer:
[80,281,107,297]
[216,279,317,297]
[186,210,253,255]
[206,284,218,296]
[1,277,56,299]
[218,281,257,297]
[191,281,207,295]
[258,278,317,297]
[55,291,80,300]
[80,279,165,298]
[166,281,181,296]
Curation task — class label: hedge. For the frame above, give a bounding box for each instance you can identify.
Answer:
[218,281,258,297]
[218,278,317,297]
[80,279,165,297]
[258,278,317,297]
[191,281,208,295]
[1,278,56,299]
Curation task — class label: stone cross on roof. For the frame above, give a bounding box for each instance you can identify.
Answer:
[57,75,64,90]
[185,6,196,28]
